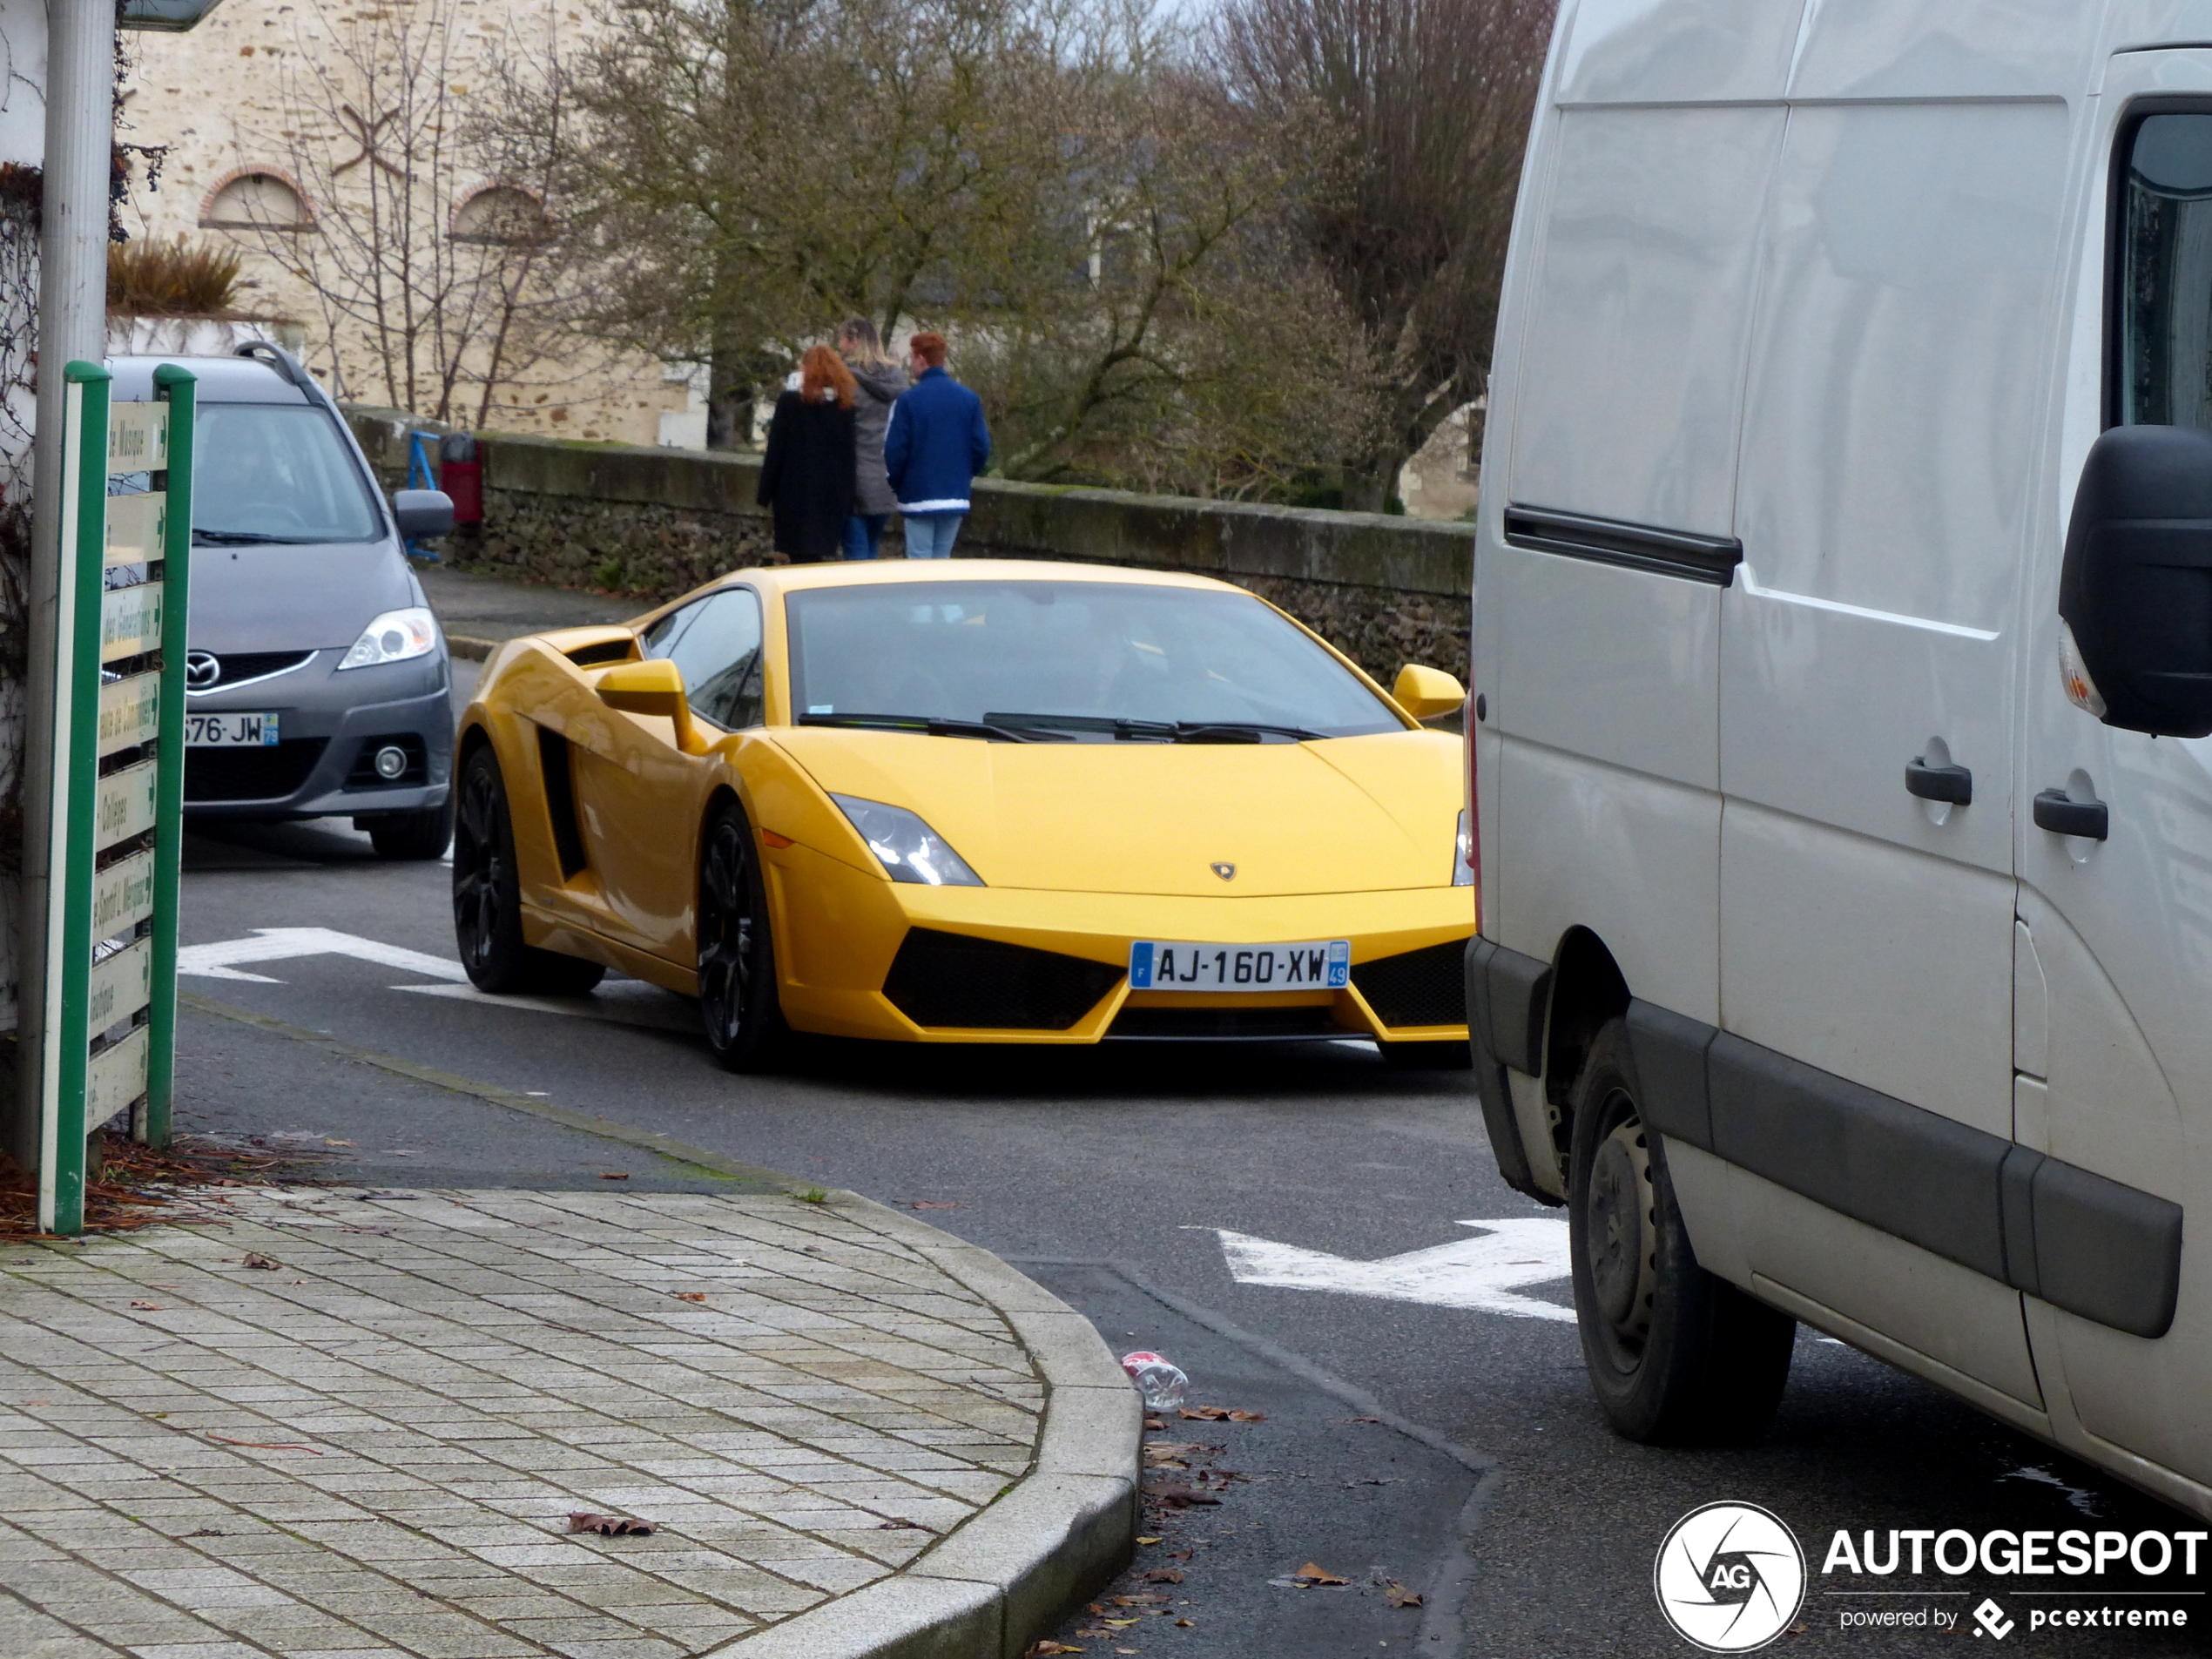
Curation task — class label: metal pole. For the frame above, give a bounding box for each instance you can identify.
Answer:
[17,0,116,1170]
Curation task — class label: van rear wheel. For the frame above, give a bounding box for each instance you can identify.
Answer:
[1567,1018,1795,1445]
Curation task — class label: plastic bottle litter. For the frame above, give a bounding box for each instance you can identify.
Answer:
[1120,1351,1189,1411]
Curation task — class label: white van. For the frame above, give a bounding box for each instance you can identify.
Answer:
[1469,3,2212,1517]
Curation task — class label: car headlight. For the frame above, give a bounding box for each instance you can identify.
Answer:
[338,606,439,670]
[1453,807,1475,887]
[830,793,983,886]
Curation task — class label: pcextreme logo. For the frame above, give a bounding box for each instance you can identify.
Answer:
[1654,1502,1809,1653]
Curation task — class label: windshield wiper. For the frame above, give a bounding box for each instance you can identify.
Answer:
[985,711,1320,744]
[797,711,1068,743]
[192,529,311,545]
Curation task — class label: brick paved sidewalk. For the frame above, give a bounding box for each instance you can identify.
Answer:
[0,1187,1069,1659]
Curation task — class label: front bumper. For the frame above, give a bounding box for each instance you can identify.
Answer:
[765,846,1474,1044]
[182,650,453,820]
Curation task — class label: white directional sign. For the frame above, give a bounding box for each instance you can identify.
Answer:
[1213,1218,1575,1321]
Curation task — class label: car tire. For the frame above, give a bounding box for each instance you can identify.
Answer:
[451,746,606,995]
[1381,1039,1474,1070]
[697,797,789,1073]
[1567,1017,1795,1445]
[368,799,454,860]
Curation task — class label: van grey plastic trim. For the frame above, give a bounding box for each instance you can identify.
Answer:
[1501,505,1743,586]
[1467,938,1543,1203]
[1627,997,2182,1339]
[1470,939,1551,1076]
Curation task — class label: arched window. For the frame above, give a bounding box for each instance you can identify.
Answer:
[451,185,549,246]
[200,171,313,232]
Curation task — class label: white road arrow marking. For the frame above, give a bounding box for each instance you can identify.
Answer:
[176,927,690,1031]
[178,927,466,984]
[1214,1218,1576,1321]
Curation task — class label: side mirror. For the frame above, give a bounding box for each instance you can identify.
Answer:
[2060,424,2212,737]
[392,488,455,540]
[1393,663,1466,721]
[597,657,702,752]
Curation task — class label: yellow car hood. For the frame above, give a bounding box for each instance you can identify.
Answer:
[775,727,1459,896]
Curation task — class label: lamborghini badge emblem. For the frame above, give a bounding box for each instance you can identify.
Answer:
[1211,862,1236,881]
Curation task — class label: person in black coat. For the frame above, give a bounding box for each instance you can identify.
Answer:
[757,343,857,562]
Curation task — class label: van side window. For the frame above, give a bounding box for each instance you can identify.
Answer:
[2119,113,2212,427]
[640,588,765,732]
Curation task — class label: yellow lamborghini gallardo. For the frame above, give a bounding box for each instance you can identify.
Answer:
[450,559,1475,1070]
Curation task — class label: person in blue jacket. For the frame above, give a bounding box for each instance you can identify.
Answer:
[884,331,990,559]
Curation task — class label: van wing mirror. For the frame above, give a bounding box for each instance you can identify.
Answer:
[1393,663,1467,721]
[2060,424,2212,738]
[596,656,704,752]
[392,488,455,540]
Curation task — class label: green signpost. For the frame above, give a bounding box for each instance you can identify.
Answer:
[36,361,193,1236]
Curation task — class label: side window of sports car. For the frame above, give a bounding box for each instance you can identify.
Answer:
[643,587,765,732]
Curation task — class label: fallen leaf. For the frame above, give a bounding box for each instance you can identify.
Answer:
[1177,1406,1265,1422]
[1343,1415,1383,1425]
[1103,1618,1141,1628]
[1147,1486,1220,1507]
[598,1172,630,1181]
[208,1433,321,1454]
[566,1511,654,1535]
[875,1518,928,1530]
[672,1291,706,1302]
[1345,1477,1398,1487]
[1110,1594,1166,1606]
[1143,1418,1166,1432]
[1143,1569,1183,1584]
[1023,1644,1085,1656]
[241,1253,279,1270]
[1176,1618,1194,1628]
[182,1527,226,1538]
[1384,1580,1424,1608]
[1135,1536,1163,1546]
[1291,1562,1350,1587]
[130,1300,163,1310]
[324,1139,354,1146]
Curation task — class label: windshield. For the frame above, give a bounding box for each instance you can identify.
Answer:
[192,404,383,545]
[784,581,1404,740]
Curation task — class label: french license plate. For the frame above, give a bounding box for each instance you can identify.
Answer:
[1129,939,1350,992]
[185,711,280,747]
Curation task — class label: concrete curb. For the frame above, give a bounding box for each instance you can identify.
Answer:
[702,1191,1142,1659]
[447,632,498,660]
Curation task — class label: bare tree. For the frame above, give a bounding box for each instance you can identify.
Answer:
[1221,0,1554,510]
[226,0,596,427]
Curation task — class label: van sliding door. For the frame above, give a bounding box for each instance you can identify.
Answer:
[1718,97,2067,1410]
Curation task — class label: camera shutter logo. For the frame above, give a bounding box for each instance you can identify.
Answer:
[1653,1501,1806,1652]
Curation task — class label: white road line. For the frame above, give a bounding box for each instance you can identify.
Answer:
[1212,1217,1575,1321]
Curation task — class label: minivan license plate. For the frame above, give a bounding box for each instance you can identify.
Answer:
[185,711,280,747]
[1129,939,1349,992]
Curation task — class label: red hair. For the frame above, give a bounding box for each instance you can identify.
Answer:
[800,343,856,408]
[909,331,948,368]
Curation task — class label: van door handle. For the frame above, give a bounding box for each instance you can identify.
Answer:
[1905,759,1973,805]
[2033,788,2108,841]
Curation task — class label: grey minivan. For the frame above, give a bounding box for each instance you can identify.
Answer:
[110,343,456,859]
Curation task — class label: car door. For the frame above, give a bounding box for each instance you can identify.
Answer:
[2014,65,2212,1490]
[1716,90,2072,1409]
[571,586,765,961]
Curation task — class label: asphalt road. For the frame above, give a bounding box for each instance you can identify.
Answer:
[165,659,2210,1657]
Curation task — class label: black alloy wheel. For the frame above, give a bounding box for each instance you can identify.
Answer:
[1566,1017,1796,1445]
[697,798,789,1072]
[451,746,605,995]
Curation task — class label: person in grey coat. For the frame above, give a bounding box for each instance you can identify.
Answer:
[839,317,904,560]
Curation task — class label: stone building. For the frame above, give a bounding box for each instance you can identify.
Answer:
[114,0,703,445]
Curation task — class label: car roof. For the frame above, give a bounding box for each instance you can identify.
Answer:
[725,558,1242,599]
[105,354,312,406]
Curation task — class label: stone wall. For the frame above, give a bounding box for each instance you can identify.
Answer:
[346,411,1474,685]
